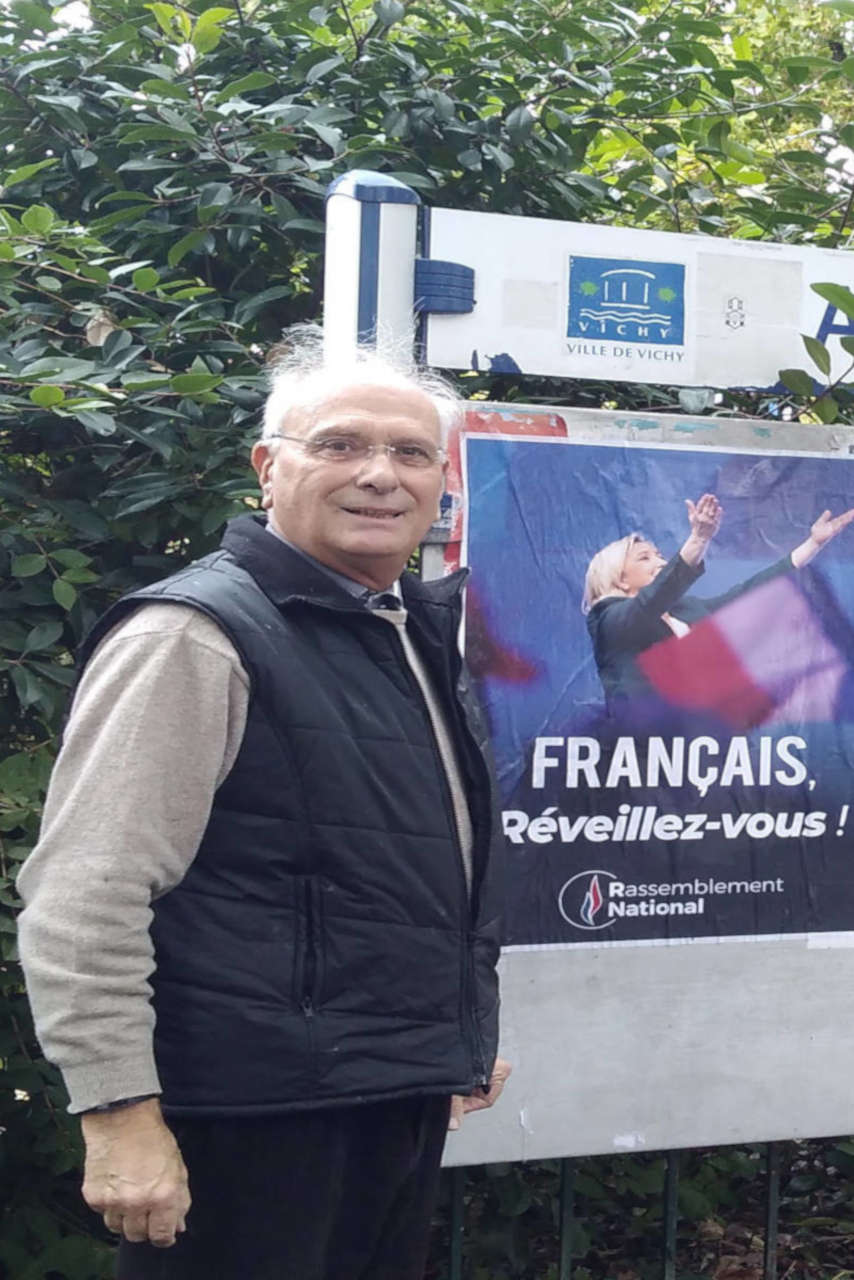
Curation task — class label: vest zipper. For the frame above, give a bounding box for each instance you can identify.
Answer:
[379,620,487,1086]
[466,941,489,1087]
[301,878,317,1015]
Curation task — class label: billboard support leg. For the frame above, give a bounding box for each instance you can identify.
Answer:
[663,1150,680,1280]
[449,1165,465,1280]
[764,1142,781,1280]
[559,1158,576,1280]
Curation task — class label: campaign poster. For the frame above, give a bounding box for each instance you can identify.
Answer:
[463,437,854,948]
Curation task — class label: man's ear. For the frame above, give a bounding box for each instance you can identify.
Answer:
[251,441,275,510]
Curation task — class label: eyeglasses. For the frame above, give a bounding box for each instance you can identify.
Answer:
[271,433,446,470]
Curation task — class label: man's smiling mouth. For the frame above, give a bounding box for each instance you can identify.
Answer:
[343,507,404,519]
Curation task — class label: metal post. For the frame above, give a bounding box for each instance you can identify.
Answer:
[559,1158,576,1280]
[323,170,420,361]
[449,1165,466,1280]
[663,1150,680,1280]
[764,1143,781,1280]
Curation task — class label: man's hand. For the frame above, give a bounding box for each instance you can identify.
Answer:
[81,1098,190,1248]
[448,1057,512,1131]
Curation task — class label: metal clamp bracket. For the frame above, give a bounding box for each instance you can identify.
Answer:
[414,258,475,314]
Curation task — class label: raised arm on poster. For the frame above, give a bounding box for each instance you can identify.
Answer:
[582,495,854,711]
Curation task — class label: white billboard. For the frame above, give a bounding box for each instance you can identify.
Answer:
[424,208,854,389]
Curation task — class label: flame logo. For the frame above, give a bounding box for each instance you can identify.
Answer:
[579,874,604,926]
[558,869,616,931]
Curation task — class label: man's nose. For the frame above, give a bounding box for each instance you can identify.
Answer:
[353,445,399,490]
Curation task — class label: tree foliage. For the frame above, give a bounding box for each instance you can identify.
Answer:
[3,0,854,1273]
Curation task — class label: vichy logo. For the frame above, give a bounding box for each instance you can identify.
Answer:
[567,256,686,347]
[558,870,617,931]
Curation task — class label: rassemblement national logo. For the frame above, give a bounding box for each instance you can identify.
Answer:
[557,870,784,933]
[567,256,685,347]
[558,870,617,931]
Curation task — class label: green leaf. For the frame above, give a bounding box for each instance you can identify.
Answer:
[0,242,14,260]
[811,282,854,319]
[197,183,232,223]
[60,567,99,583]
[25,620,63,651]
[385,171,435,192]
[724,139,757,165]
[139,78,190,101]
[29,385,65,408]
[506,105,535,145]
[375,0,405,23]
[52,579,77,610]
[74,409,117,435]
[2,157,58,187]
[11,553,47,577]
[731,34,752,61]
[121,124,196,143]
[192,23,224,52]
[132,267,161,291]
[779,368,816,396]
[9,1,55,35]
[20,204,55,235]
[820,0,854,15]
[841,335,854,358]
[78,264,111,284]
[170,373,223,394]
[0,620,29,650]
[22,356,98,381]
[11,665,43,708]
[306,121,342,152]
[282,217,324,234]
[306,56,344,84]
[71,148,98,170]
[483,142,514,173]
[813,394,839,423]
[215,71,276,102]
[30,659,76,687]
[168,230,207,267]
[233,285,294,325]
[196,4,233,21]
[145,2,179,37]
[802,334,831,377]
[51,548,91,569]
[191,5,232,51]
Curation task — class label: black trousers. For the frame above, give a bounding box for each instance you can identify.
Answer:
[116,1096,450,1280]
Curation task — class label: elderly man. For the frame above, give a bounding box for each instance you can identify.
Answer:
[18,335,507,1280]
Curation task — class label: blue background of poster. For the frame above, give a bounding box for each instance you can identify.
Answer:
[464,438,854,946]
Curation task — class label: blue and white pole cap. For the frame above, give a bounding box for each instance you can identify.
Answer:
[326,170,421,205]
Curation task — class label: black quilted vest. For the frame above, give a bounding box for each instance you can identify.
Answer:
[78,515,502,1115]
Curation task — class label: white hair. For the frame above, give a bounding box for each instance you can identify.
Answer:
[261,326,461,447]
[581,533,646,614]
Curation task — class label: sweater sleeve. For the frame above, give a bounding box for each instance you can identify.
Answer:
[16,603,250,1113]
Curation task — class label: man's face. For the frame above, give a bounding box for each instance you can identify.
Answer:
[619,539,666,596]
[251,383,446,589]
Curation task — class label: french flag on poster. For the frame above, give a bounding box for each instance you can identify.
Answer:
[637,570,854,730]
